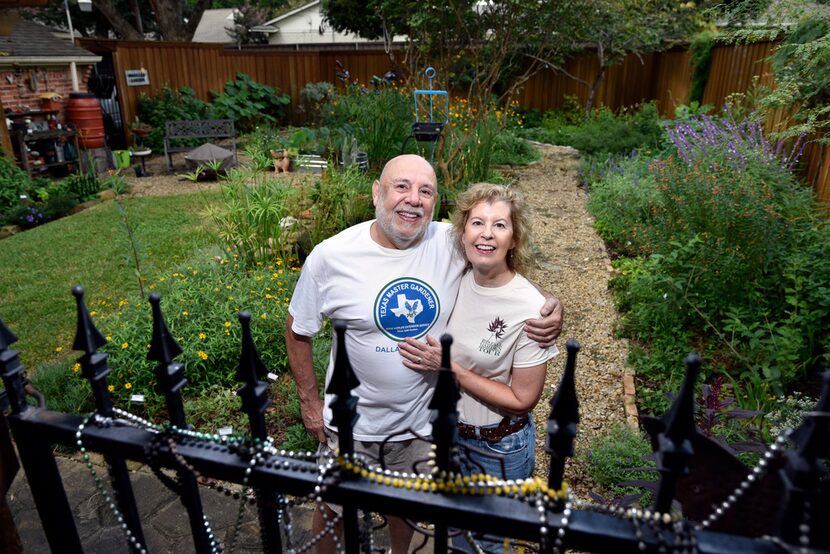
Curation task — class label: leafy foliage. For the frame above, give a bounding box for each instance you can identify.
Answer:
[587,111,830,412]
[522,102,665,157]
[210,73,291,132]
[583,423,655,506]
[0,156,33,216]
[322,84,412,170]
[137,86,212,151]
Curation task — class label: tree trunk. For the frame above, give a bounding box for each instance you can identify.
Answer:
[585,66,607,113]
[92,0,143,40]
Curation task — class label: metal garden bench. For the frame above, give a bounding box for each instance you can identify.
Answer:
[164,119,237,170]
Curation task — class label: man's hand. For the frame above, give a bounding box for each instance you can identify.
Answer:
[299,396,326,443]
[524,296,563,348]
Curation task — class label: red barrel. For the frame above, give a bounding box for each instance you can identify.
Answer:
[67,92,105,149]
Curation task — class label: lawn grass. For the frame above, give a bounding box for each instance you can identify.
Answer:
[0,191,220,370]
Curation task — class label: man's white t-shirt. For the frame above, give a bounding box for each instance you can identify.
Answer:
[447,271,559,426]
[289,220,465,441]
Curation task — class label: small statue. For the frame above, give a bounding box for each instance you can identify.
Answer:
[271,149,291,173]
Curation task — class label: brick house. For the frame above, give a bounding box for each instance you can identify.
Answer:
[0,14,100,157]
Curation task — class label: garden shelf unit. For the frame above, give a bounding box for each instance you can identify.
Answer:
[6,110,80,178]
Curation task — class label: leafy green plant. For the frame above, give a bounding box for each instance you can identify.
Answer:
[523,102,664,156]
[61,169,103,202]
[295,165,375,249]
[203,168,299,267]
[181,165,205,182]
[0,156,33,216]
[210,73,291,133]
[490,130,541,166]
[299,81,337,125]
[323,83,412,170]
[137,86,213,151]
[689,31,719,104]
[84,257,301,406]
[583,423,655,506]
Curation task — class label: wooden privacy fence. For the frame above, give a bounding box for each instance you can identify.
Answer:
[76,39,829,202]
[1,287,829,553]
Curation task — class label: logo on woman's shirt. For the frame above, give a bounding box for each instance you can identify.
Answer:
[374,278,440,340]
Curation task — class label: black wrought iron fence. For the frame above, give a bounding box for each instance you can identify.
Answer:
[1,287,828,553]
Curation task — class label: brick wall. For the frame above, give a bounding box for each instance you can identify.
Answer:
[1,65,94,122]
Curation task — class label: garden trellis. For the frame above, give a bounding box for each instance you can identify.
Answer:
[1,287,828,553]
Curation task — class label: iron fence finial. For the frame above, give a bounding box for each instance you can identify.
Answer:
[147,293,183,366]
[235,311,271,440]
[547,339,580,491]
[653,353,700,514]
[71,286,106,355]
[326,320,360,458]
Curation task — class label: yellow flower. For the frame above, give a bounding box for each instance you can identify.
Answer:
[197,351,208,360]
[182,311,189,316]
[125,383,132,390]
[121,342,129,349]
[265,293,273,299]
[90,311,97,316]
[72,363,81,373]
[260,313,267,319]
[225,330,230,336]
[106,335,112,341]
[198,332,206,340]
[55,346,63,352]
[107,385,114,392]
[224,321,231,328]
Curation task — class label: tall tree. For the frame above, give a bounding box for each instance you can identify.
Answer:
[322,0,588,186]
[544,0,709,111]
[23,0,212,40]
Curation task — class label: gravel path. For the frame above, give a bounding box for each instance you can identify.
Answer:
[508,144,631,496]
[123,147,632,495]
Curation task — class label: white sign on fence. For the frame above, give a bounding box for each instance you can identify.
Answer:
[125,69,149,86]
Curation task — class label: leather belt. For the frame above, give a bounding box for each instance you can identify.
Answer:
[457,415,529,443]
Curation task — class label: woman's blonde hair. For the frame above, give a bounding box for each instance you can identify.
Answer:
[451,183,532,274]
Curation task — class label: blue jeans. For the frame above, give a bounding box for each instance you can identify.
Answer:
[456,417,535,481]
[452,418,535,554]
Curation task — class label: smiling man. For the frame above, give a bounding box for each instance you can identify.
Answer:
[284,154,562,553]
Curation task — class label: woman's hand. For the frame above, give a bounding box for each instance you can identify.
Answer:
[399,335,443,371]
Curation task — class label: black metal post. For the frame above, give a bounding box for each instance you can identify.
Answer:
[235,311,282,553]
[653,354,700,515]
[147,294,215,553]
[547,339,580,492]
[0,319,83,553]
[428,334,460,553]
[72,286,147,552]
[776,369,829,547]
[325,320,361,554]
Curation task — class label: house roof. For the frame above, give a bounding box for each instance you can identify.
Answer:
[0,19,98,62]
[192,8,237,43]
[261,0,320,26]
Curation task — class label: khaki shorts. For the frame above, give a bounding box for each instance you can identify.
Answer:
[318,429,433,515]
[319,428,433,475]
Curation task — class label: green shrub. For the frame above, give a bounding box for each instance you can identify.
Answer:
[490,130,541,166]
[60,169,102,201]
[583,423,655,505]
[525,102,664,156]
[210,73,291,133]
[137,86,213,151]
[203,169,300,267]
[589,112,828,410]
[323,84,412,170]
[295,165,375,249]
[0,156,32,215]
[299,81,337,125]
[76,257,302,407]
